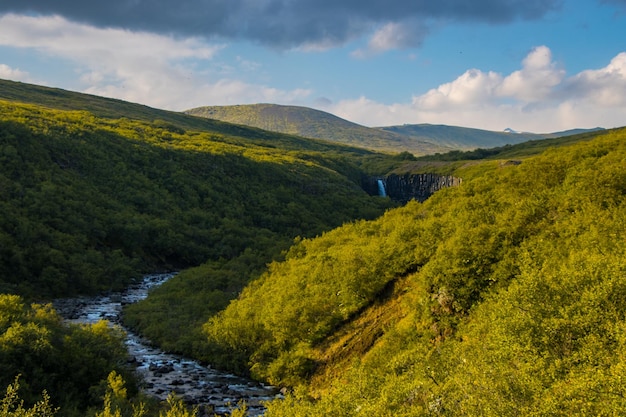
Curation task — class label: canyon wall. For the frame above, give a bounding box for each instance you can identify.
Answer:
[364,174,462,203]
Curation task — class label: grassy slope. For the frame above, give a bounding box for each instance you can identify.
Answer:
[379,123,604,151]
[382,128,612,177]
[0,79,380,155]
[201,127,626,415]
[185,103,449,155]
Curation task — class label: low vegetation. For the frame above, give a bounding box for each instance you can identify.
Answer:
[0,98,392,298]
[0,295,136,417]
[201,128,626,415]
[0,85,393,417]
[2,79,625,416]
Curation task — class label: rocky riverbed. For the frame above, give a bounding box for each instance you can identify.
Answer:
[53,273,278,416]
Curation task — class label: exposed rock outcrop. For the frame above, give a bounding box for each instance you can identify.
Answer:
[364,173,462,203]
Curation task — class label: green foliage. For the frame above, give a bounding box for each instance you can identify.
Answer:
[207,128,626,415]
[0,83,393,417]
[0,296,136,417]
[0,98,391,297]
[1,377,57,417]
[4,78,626,416]
[157,395,195,417]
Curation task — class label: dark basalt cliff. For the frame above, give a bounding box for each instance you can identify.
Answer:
[364,173,462,203]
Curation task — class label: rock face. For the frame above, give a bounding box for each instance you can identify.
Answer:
[364,174,462,203]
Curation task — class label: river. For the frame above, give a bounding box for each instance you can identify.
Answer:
[53,273,278,416]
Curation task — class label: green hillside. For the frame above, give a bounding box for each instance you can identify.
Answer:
[0,99,396,298]
[380,123,604,151]
[0,79,386,154]
[191,127,626,415]
[0,81,398,416]
[3,77,626,417]
[185,103,449,155]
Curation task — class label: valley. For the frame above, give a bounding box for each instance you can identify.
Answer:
[2,78,626,416]
[54,273,277,416]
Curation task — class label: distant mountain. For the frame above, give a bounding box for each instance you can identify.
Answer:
[186,103,603,155]
[379,123,604,151]
[185,103,449,155]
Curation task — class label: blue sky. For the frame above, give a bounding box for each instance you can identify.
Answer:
[0,0,625,132]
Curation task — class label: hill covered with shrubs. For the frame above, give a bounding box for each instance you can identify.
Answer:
[195,127,626,415]
[2,78,626,416]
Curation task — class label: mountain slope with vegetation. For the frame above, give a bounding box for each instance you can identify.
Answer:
[185,103,602,155]
[379,123,604,151]
[193,127,626,415]
[0,81,397,299]
[0,99,393,298]
[185,103,449,155]
[0,80,398,416]
[3,77,626,417]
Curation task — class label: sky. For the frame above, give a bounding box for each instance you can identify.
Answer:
[0,0,625,133]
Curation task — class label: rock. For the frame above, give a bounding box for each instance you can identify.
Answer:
[374,173,462,203]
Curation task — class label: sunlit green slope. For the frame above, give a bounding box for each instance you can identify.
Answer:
[0,79,386,154]
[199,127,626,415]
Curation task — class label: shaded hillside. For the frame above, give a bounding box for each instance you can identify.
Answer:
[0,98,393,299]
[184,127,626,415]
[380,123,604,150]
[185,103,449,155]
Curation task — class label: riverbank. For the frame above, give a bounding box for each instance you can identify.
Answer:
[53,274,278,416]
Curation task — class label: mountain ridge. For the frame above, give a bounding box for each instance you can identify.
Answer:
[378,123,604,151]
[185,103,449,155]
[186,103,603,154]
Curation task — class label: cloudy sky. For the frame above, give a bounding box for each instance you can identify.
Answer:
[1,0,625,132]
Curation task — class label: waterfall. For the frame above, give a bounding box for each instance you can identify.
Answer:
[377,179,387,197]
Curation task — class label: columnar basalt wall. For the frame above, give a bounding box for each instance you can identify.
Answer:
[363,174,462,203]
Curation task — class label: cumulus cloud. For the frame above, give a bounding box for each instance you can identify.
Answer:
[497,45,565,101]
[415,69,503,110]
[0,0,561,50]
[0,64,30,82]
[328,47,626,132]
[414,46,566,110]
[562,52,626,107]
[0,14,311,110]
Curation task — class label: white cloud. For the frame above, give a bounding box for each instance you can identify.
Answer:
[497,45,565,101]
[352,21,429,58]
[328,47,626,132]
[415,69,503,110]
[0,13,311,110]
[562,52,626,107]
[1,12,623,135]
[0,64,30,82]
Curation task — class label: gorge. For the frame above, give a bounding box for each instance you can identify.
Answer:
[365,173,462,202]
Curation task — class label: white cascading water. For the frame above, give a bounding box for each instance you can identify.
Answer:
[377,179,387,197]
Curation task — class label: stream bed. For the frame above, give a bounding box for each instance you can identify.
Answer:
[53,273,278,416]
